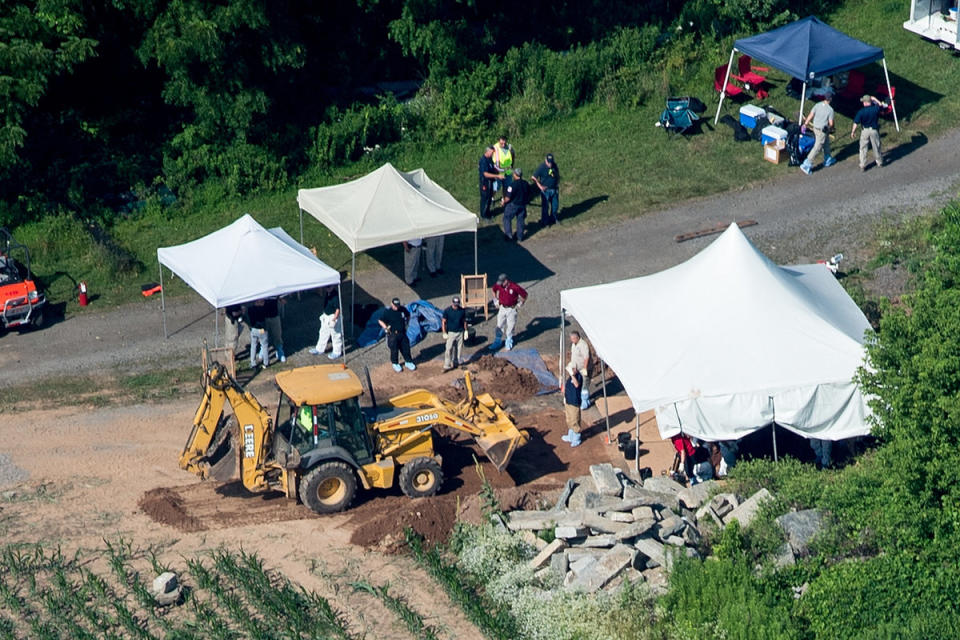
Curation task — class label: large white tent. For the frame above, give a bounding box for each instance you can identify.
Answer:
[297,163,477,330]
[560,223,872,444]
[157,213,341,338]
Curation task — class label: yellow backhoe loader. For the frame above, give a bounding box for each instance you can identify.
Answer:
[179,362,528,514]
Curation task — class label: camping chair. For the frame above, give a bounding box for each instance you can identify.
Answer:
[875,83,896,116]
[659,96,701,134]
[840,70,866,101]
[737,55,767,88]
[714,64,744,99]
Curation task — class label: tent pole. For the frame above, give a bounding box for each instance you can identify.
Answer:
[351,253,357,339]
[559,305,565,390]
[635,414,640,475]
[299,208,304,245]
[159,263,167,339]
[600,358,611,445]
[714,48,738,125]
[474,230,478,275]
[215,310,219,347]
[770,396,778,462]
[881,58,900,131]
[799,82,808,124]
[337,283,347,366]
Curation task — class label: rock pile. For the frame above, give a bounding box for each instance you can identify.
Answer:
[501,463,776,594]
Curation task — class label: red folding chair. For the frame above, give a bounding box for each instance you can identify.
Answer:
[840,70,865,101]
[737,55,767,87]
[714,64,744,99]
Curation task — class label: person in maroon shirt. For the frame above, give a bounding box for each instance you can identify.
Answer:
[489,273,528,351]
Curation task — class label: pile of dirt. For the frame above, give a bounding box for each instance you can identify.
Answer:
[138,487,205,533]
[457,355,542,401]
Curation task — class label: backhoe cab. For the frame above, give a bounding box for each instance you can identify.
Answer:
[0,228,45,331]
[180,362,528,514]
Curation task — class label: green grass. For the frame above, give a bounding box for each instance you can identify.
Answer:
[0,364,200,412]
[11,0,960,318]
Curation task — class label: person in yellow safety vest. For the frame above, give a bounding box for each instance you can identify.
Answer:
[493,135,516,192]
[297,405,329,439]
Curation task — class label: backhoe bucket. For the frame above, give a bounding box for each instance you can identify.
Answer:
[474,417,528,471]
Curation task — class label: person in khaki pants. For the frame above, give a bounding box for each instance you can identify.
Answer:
[561,365,583,447]
[851,94,886,171]
[441,296,467,371]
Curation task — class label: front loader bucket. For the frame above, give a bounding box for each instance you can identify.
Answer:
[475,423,529,472]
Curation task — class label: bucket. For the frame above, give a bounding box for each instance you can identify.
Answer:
[950,6,958,20]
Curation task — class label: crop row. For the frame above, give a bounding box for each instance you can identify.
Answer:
[0,542,356,640]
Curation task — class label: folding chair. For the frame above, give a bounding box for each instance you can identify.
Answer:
[659,97,701,134]
[737,55,767,87]
[714,64,744,99]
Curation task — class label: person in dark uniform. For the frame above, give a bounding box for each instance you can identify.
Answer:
[379,297,416,372]
[263,296,285,363]
[851,94,886,171]
[246,299,270,369]
[441,295,468,371]
[478,146,502,219]
[532,153,560,226]
[502,168,529,242]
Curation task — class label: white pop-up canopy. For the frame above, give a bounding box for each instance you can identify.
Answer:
[157,214,341,338]
[560,223,872,443]
[297,162,478,331]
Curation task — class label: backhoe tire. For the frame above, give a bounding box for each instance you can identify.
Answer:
[399,458,444,499]
[299,461,357,514]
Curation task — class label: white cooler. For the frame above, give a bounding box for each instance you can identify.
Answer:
[761,125,787,148]
[739,105,766,129]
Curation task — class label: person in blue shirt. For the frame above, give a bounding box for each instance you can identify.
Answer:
[478,146,502,219]
[851,94,886,171]
[561,365,583,447]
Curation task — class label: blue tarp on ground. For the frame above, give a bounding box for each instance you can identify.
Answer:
[356,300,444,348]
[495,348,559,395]
[735,16,884,80]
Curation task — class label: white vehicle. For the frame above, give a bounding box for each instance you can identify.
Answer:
[904,0,960,50]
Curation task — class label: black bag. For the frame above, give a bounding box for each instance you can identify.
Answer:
[719,114,751,142]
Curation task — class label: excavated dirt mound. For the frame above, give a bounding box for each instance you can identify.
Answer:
[461,354,543,401]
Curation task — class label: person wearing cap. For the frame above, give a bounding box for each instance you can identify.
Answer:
[441,296,468,371]
[569,330,592,409]
[800,91,837,175]
[478,146,502,220]
[501,168,530,242]
[493,135,515,191]
[561,364,583,447]
[532,153,560,226]
[490,273,528,351]
[379,297,416,372]
[309,285,343,359]
[402,238,423,285]
[851,94,886,171]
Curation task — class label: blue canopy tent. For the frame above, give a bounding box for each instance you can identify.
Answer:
[715,17,899,131]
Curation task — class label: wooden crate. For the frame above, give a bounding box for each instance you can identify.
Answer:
[460,273,489,320]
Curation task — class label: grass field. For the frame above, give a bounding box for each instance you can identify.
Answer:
[11,0,960,314]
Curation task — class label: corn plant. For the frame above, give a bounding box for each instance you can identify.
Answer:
[351,578,442,640]
[406,529,520,640]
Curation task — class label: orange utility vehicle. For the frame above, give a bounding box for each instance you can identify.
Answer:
[0,228,45,332]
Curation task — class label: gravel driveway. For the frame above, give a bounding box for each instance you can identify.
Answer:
[2,127,957,387]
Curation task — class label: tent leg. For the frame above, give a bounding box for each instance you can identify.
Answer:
[881,58,900,131]
[600,359,611,445]
[635,414,641,475]
[714,48,738,125]
[351,253,357,340]
[160,263,167,339]
[337,283,347,366]
[474,231,478,275]
[299,208,304,246]
[799,82,808,124]
[772,423,779,462]
[559,306,565,390]
[215,310,219,348]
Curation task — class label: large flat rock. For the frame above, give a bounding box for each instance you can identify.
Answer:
[590,463,624,497]
[678,480,717,510]
[776,509,824,556]
[506,510,560,531]
[724,488,773,529]
[566,544,636,593]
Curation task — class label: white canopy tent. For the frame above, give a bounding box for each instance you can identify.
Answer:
[297,163,477,329]
[560,223,872,453]
[157,214,342,344]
